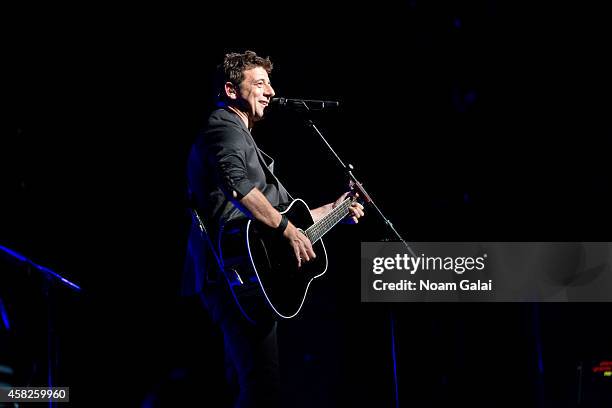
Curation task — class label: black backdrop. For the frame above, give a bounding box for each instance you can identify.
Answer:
[2,2,611,406]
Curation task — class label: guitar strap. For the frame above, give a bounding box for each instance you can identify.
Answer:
[187,189,223,284]
[256,147,295,203]
[240,125,293,203]
[190,211,216,280]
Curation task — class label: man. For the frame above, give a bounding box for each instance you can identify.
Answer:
[183,50,364,407]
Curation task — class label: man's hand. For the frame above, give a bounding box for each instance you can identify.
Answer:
[333,192,365,224]
[283,222,316,268]
[239,188,317,267]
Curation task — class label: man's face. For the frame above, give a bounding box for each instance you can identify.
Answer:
[233,66,275,122]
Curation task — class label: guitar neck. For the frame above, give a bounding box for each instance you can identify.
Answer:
[305,198,353,244]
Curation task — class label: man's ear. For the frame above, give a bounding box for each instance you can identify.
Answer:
[224,82,237,100]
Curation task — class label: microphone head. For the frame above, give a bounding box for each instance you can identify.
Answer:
[270,97,287,107]
[269,97,339,111]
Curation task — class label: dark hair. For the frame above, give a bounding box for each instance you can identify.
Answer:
[214,50,273,103]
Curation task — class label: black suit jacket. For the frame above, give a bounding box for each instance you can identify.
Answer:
[182,108,290,296]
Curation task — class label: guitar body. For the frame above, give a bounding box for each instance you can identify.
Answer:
[218,199,328,322]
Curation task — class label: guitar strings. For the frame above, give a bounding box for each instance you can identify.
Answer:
[306,198,353,243]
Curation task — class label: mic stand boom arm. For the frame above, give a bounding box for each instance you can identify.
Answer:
[301,106,416,256]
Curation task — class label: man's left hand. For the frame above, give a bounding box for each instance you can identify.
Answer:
[333,192,365,224]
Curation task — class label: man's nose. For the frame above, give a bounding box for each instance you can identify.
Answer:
[265,84,275,98]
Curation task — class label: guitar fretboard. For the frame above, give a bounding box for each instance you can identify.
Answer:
[305,198,353,244]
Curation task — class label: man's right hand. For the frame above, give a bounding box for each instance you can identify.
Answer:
[283,222,316,268]
[238,188,316,267]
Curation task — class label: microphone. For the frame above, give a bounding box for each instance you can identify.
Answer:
[270,97,340,111]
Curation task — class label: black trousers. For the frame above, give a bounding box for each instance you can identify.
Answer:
[199,284,280,408]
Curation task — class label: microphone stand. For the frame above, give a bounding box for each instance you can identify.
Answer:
[298,101,413,408]
[299,102,416,256]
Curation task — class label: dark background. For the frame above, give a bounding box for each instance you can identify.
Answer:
[2,1,611,406]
